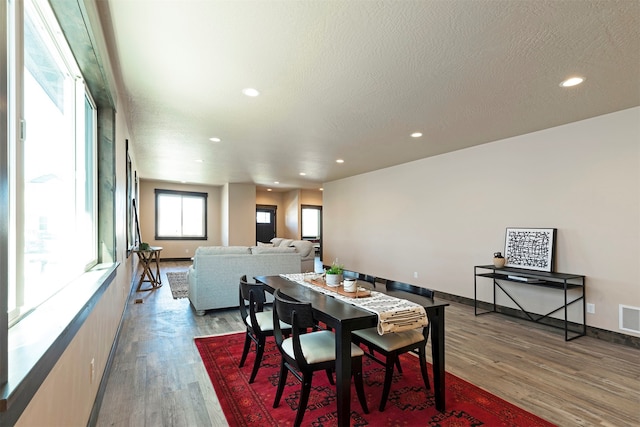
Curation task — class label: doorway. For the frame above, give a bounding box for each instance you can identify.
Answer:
[256,205,277,243]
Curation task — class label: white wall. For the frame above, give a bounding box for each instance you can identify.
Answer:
[283,190,300,239]
[227,183,257,246]
[323,107,640,336]
[301,189,323,206]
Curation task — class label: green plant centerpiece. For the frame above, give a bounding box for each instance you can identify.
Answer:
[139,242,151,251]
[325,261,344,286]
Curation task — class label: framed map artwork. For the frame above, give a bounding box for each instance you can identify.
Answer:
[504,227,556,272]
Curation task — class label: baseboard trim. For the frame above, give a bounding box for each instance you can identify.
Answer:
[434,291,640,349]
[160,257,193,262]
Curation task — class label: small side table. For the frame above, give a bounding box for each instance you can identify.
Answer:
[134,246,163,291]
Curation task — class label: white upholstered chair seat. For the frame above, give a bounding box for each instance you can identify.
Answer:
[246,311,289,332]
[282,330,365,364]
[352,327,425,352]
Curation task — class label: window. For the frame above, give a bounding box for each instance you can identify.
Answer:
[155,189,208,240]
[7,0,98,326]
[256,211,271,223]
[301,206,322,239]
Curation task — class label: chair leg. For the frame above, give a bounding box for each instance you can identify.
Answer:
[273,360,288,408]
[418,346,430,390]
[249,336,266,383]
[353,357,369,414]
[325,368,335,385]
[379,354,397,412]
[295,372,313,427]
[239,331,251,368]
[395,358,403,374]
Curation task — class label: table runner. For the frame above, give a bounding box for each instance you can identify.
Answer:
[280,273,428,335]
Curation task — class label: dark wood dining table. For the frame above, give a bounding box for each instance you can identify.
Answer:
[255,275,449,427]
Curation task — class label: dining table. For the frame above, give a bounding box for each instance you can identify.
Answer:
[254,275,449,427]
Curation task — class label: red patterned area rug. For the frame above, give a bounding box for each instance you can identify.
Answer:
[195,332,556,427]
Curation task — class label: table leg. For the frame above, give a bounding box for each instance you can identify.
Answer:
[429,306,446,411]
[136,251,161,291]
[153,250,162,285]
[335,324,352,427]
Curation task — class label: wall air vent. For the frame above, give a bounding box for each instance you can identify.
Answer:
[619,305,640,334]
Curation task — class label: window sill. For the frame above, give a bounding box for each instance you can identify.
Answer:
[0,263,118,425]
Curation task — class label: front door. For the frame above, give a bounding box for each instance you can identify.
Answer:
[256,205,277,243]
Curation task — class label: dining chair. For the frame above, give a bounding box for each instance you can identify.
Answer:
[343,269,359,280]
[357,273,376,287]
[271,289,369,426]
[238,275,290,383]
[351,280,434,411]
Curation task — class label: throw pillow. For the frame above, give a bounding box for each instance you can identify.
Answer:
[290,240,314,258]
[280,238,294,248]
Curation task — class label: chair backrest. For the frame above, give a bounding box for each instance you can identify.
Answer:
[239,275,267,305]
[343,270,359,280]
[357,273,376,286]
[385,280,434,300]
[273,289,315,329]
[239,275,267,330]
[272,289,317,368]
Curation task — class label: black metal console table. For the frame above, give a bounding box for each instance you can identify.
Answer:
[474,265,586,341]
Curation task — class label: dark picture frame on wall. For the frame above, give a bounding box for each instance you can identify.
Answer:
[126,139,138,256]
[504,227,557,272]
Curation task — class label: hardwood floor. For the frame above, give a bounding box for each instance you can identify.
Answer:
[95,261,640,426]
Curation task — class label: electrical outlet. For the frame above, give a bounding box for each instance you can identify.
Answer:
[90,358,95,383]
[586,303,595,314]
[413,272,418,279]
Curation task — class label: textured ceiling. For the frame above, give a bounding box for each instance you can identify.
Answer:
[97,0,640,190]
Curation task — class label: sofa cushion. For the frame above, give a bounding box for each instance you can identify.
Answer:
[251,246,296,254]
[280,238,294,248]
[256,241,273,247]
[290,240,314,258]
[270,238,284,247]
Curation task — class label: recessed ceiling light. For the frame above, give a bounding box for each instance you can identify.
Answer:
[299,172,306,176]
[195,159,203,163]
[209,137,221,142]
[336,159,344,163]
[242,88,260,97]
[319,188,323,191]
[267,188,272,192]
[560,77,584,87]
[411,132,423,138]
[274,181,279,184]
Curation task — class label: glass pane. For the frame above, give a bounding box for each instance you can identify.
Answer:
[77,94,97,264]
[157,194,182,237]
[302,208,320,238]
[182,196,204,236]
[256,211,270,223]
[20,0,84,317]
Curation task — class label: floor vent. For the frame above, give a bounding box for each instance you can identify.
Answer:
[619,305,640,333]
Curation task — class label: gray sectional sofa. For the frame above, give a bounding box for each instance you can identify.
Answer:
[187,245,302,315]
